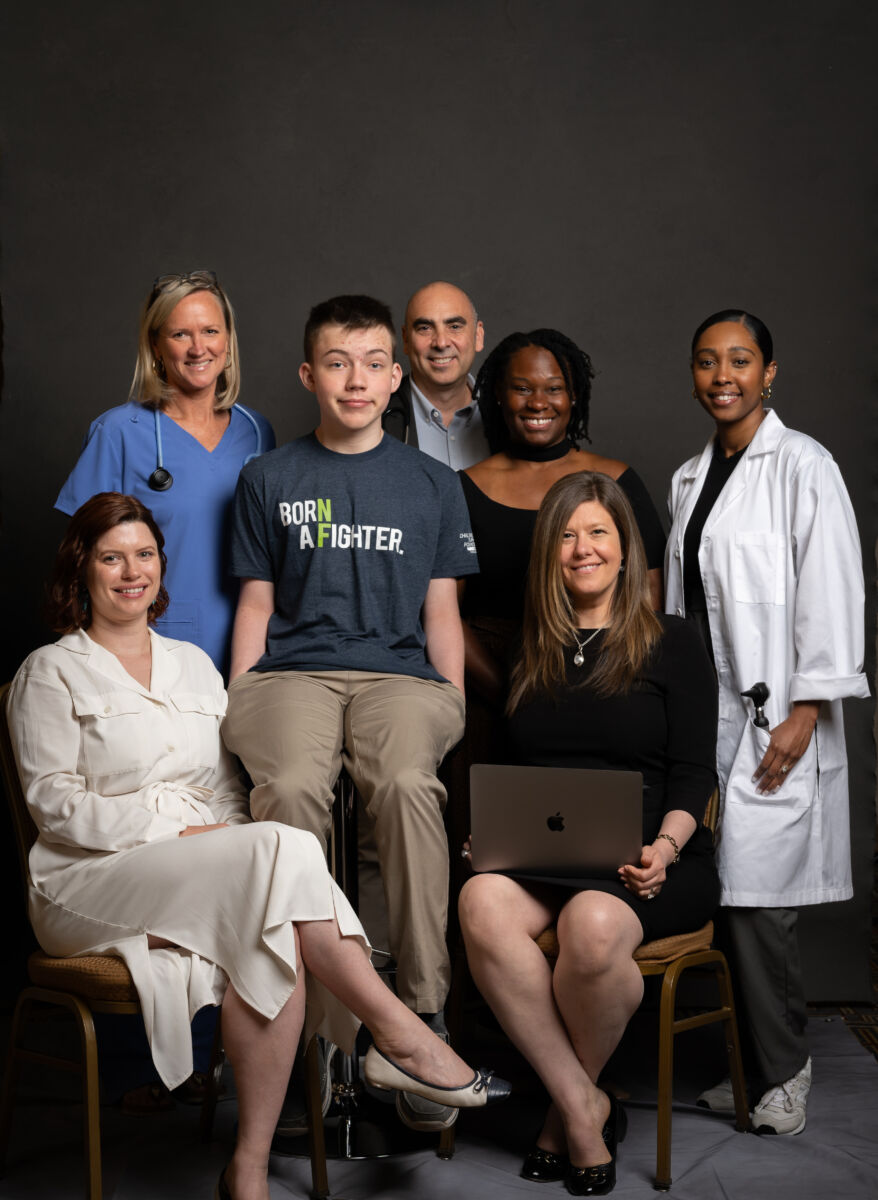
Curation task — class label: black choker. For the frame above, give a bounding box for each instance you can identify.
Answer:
[507,438,574,463]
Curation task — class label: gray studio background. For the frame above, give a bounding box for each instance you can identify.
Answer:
[1,1,875,1001]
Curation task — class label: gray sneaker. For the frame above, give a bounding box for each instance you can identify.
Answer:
[696,1077,736,1113]
[752,1057,811,1135]
[396,1088,459,1132]
[395,1010,457,1133]
[274,1041,336,1138]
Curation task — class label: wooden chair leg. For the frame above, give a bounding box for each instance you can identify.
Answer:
[304,1036,330,1199]
[437,1120,456,1159]
[714,957,750,1131]
[67,993,103,1200]
[654,959,688,1191]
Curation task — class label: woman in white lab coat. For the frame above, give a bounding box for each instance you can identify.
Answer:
[665,309,868,1136]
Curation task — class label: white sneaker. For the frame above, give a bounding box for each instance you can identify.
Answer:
[696,1077,736,1113]
[751,1057,811,1135]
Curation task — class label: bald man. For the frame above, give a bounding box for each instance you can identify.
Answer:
[383,281,489,469]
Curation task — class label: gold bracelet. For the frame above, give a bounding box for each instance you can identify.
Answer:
[656,832,680,864]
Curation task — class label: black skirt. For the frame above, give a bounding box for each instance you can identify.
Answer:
[504,825,720,942]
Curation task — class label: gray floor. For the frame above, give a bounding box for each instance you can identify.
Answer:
[1,1012,876,1199]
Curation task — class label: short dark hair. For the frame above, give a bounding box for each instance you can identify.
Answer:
[690,309,774,364]
[303,294,396,362]
[473,328,595,454]
[46,493,169,633]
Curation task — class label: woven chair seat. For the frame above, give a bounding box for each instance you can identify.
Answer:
[535,920,714,965]
[27,950,139,1003]
[634,921,714,964]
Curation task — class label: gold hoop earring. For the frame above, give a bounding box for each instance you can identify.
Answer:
[152,358,165,379]
[761,384,772,401]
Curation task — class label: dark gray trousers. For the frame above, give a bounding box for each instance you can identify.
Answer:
[719,906,810,1094]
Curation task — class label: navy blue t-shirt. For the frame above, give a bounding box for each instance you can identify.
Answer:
[230,433,479,681]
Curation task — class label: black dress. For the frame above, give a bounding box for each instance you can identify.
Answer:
[505,616,720,940]
[460,467,666,624]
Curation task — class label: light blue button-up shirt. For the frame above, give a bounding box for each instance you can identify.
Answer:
[409,374,489,469]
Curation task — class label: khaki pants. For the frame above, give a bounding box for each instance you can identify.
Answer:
[223,669,465,1012]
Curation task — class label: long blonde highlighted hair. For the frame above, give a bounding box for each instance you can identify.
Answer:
[129,270,241,410]
[507,472,661,713]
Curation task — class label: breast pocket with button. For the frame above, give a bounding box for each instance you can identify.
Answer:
[733,531,786,604]
[169,693,227,771]
[71,691,153,784]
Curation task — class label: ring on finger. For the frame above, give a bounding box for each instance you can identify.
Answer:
[647,889,656,900]
[780,764,791,775]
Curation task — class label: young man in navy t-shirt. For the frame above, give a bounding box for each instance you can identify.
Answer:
[223,294,478,1129]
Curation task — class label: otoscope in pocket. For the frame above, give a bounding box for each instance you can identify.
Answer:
[741,681,770,728]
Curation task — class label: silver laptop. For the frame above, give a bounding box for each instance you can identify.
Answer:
[469,763,643,877]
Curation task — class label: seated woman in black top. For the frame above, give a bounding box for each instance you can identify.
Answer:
[458,472,719,1196]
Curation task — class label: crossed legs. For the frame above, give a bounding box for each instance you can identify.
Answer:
[459,874,643,1168]
[222,915,476,1200]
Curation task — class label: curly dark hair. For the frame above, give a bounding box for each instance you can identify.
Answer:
[473,328,595,454]
[46,493,170,634]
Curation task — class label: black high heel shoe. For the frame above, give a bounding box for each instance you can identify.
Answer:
[565,1093,627,1197]
[520,1144,569,1183]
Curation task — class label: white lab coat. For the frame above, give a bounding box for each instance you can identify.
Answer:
[665,410,869,907]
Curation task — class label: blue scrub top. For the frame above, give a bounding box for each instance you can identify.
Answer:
[56,401,276,676]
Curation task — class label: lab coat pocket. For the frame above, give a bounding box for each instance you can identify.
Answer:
[71,690,152,779]
[724,721,815,812]
[733,531,786,604]
[719,721,818,902]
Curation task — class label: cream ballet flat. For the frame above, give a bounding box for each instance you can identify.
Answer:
[363,1045,511,1109]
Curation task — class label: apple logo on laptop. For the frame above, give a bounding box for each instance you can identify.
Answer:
[547,812,565,832]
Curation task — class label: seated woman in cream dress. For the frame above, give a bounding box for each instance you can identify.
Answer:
[8,492,509,1200]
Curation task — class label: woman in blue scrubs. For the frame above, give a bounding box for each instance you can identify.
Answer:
[54,270,275,1110]
[56,270,275,676]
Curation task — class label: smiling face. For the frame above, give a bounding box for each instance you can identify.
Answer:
[559,500,623,624]
[85,521,162,631]
[500,345,572,448]
[402,283,484,394]
[691,320,777,445]
[300,323,402,450]
[151,290,229,403]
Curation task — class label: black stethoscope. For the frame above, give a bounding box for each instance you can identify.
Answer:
[148,404,264,491]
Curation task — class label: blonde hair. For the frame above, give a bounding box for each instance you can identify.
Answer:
[129,270,240,410]
[507,472,661,713]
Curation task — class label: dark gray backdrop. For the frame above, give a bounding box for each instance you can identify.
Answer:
[1,1,875,999]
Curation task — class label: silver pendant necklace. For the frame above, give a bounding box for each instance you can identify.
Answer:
[572,626,604,667]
